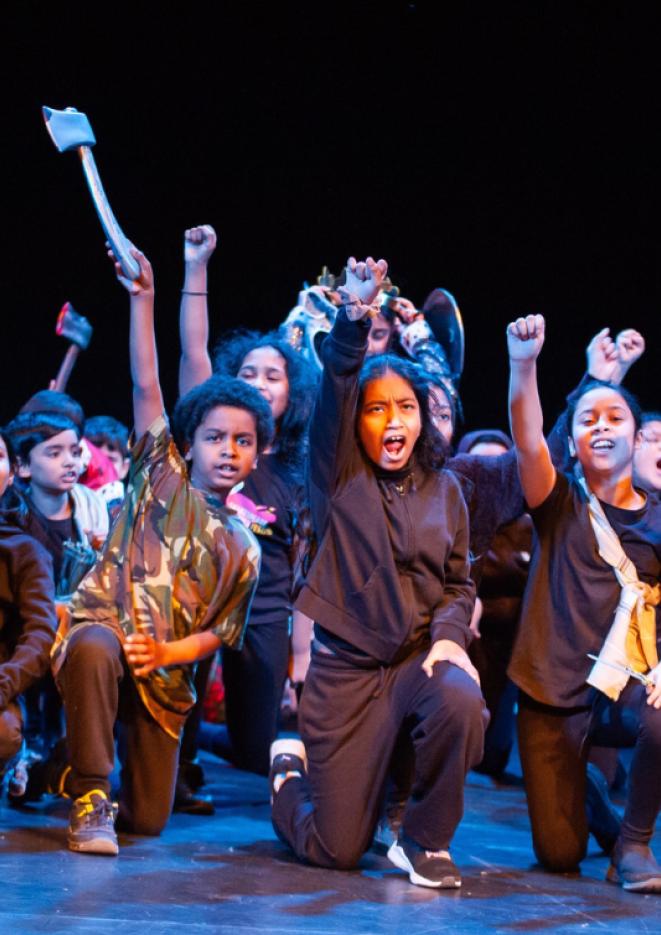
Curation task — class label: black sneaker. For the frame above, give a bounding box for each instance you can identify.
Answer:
[388,833,462,888]
[269,740,307,795]
[607,842,661,893]
[178,758,205,791]
[269,739,307,846]
[173,774,215,816]
[67,789,118,855]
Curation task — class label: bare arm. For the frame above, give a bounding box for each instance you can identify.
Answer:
[109,245,163,439]
[507,314,556,509]
[290,609,313,683]
[178,225,216,396]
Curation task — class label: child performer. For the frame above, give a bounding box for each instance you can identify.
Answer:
[270,256,486,889]
[178,226,318,777]
[51,244,272,856]
[0,429,57,791]
[507,314,661,893]
[4,411,109,586]
[84,416,130,485]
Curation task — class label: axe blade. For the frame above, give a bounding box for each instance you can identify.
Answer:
[43,106,96,152]
[41,104,140,281]
[56,302,93,350]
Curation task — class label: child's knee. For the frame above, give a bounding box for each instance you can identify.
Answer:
[129,817,167,837]
[66,625,121,672]
[533,831,587,873]
[433,667,487,731]
[117,806,169,838]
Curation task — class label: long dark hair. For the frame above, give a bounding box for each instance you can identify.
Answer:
[357,354,449,473]
[213,330,318,474]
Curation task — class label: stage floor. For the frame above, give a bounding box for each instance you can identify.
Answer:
[1,754,658,934]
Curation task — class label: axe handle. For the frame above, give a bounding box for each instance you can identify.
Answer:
[52,344,81,393]
[78,146,140,281]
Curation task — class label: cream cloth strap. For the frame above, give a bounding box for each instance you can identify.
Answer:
[575,467,660,701]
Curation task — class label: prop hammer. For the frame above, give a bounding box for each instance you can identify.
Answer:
[52,302,93,393]
[42,106,140,281]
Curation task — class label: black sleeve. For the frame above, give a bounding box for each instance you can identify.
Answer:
[0,540,57,709]
[308,309,370,532]
[529,470,573,534]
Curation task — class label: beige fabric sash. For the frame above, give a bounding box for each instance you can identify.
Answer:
[576,469,660,701]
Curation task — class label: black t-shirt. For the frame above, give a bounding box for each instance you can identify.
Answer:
[230,454,302,627]
[23,499,78,586]
[508,472,661,708]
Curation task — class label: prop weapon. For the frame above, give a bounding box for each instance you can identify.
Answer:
[420,288,465,384]
[42,106,139,280]
[586,653,654,687]
[52,302,93,392]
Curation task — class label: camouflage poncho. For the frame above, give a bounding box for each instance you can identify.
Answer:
[52,415,260,739]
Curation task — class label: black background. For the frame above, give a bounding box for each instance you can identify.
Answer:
[3,2,659,435]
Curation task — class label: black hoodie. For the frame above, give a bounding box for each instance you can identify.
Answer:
[295,310,474,664]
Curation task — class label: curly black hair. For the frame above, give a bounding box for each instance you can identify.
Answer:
[171,374,274,459]
[213,330,318,473]
[357,354,449,473]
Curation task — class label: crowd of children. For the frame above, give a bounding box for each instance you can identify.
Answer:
[0,229,659,896]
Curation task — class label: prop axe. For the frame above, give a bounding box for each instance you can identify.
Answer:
[42,106,139,281]
[51,302,93,393]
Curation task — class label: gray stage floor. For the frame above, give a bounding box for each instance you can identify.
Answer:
[0,755,659,934]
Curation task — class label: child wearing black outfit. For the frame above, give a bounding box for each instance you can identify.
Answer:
[178,225,317,778]
[270,256,486,889]
[507,314,661,894]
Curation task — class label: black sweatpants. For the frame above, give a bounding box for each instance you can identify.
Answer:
[272,647,487,869]
[200,619,290,776]
[56,624,180,836]
[518,681,661,872]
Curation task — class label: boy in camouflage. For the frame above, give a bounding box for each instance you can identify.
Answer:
[52,245,273,855]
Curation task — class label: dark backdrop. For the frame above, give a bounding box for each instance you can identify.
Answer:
[3,3,659,436]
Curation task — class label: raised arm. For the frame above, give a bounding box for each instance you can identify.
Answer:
[586,327,645,384]
[309,256,388,504]
[546,326,646,469]
[507,314,556,509]
[178,225,216,396]
[109,245,163,439]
